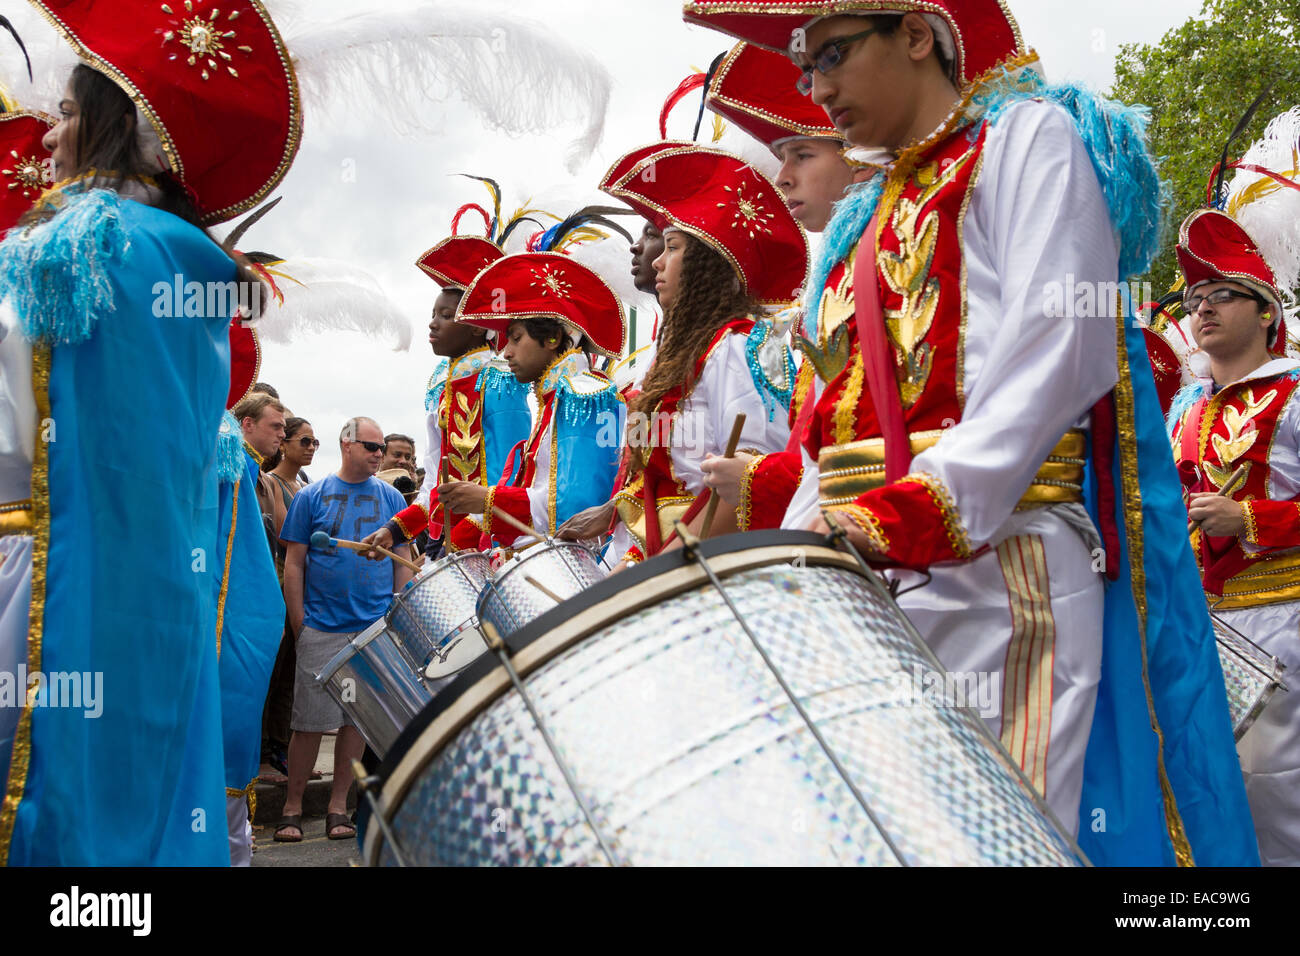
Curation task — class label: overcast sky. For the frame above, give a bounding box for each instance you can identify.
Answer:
[7,0,1205,478]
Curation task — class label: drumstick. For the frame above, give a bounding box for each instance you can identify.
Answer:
[309,531,423,573]
[699,413,747,541]
[439,461,452,552]
[1190,463,1248,533]
[491,505,541,541]
[524,575,565,604]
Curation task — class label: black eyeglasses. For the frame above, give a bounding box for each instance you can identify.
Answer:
[794,26,886,96]
[295,436,320,448]
[348,440,386,453]
[1183,288,1265,313]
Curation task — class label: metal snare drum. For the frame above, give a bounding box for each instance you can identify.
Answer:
[317,619,431,758]
[361,531,1084,867]
[1213,612,1286,740]
[476,542,606,638]
[386,551,491,677]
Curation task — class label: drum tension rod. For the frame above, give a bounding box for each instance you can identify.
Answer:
[478,620,621,867]
[821,512,1089,861]
[350,759,411,868]
[819,516,931,598]
[672,519,911,867]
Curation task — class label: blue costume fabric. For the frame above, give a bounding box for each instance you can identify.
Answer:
[213,425,285,796]
[477,365,534,489]
[1,187,231,864]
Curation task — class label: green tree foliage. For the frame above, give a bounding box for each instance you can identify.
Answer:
[1111,0,1300,294]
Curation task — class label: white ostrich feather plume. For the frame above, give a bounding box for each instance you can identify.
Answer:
[252,256,413,351]
[267,1,612,174]
[1227,107,1300,316]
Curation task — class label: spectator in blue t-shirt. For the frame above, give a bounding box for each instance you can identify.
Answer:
[275,416,410,842]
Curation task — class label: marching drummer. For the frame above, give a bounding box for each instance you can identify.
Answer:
[432,251,626,548]
[681,1,1258,865]
[1167,109,1300,865]
[362,197,533,559]
[596,145,800,565]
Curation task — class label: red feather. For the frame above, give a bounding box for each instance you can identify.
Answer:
[659,73,707,139]
[451,203,492,236]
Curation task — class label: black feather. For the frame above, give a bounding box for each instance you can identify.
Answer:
[498,214,542,246]
[0,16,31,82]
[222,196,282,251]
[693,50,728,142]
[1213,84,1275,208]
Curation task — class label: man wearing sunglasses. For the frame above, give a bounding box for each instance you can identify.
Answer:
[1169,195,1300,865]
[682,1,1258,865]
[276,416,410,842]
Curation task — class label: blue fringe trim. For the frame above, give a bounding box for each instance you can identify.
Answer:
[807,176,884,339]
[1166,381,1207,437]
[554,375,621,428]
[424,359,449,412]
[745,319,796,421]
[973,65,1166,281]
[0,188,130,345]
[216,411,246,485]
[477,363,529,401]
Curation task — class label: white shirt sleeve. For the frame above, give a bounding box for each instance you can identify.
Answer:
[672,332,791,496]
[418,407,441,504]
[908,99,1119,548]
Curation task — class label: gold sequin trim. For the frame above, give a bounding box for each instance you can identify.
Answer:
[829,503,889,554]
[1113,297,1194,866]
[1,346,51,863]
[737,453,765,532]
[898,471,971,559]
[1241,500,1259,546]
[215,477,240,658]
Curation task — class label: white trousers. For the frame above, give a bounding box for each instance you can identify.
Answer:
[890,508,1104,836]
[226,794,252,867]
[1220,600,1300,866]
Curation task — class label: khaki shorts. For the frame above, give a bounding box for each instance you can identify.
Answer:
[291,625,359,733]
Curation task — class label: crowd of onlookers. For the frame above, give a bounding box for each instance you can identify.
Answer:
[230,382,430,842]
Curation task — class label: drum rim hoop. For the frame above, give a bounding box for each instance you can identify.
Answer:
[360,529,862,864]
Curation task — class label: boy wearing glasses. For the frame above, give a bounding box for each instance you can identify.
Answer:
[275,417,409,842]
[1168,167,1300,864]
[682,1,1257,864]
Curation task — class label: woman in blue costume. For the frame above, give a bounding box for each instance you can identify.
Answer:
[0,0,301,865]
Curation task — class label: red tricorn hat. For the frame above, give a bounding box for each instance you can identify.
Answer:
[681,0,1026,90]
[1176,208,1287,355]
[416,236,504,292]
[456,251,626,358]
[596,140,690,195]
[705,42,840,151]
[1142,327,1184,417]
[0,110,54,231]
[32,0,302,225]
[227,319,260,409]
[602,144,808,306]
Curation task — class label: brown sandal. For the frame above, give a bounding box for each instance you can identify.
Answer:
[273,815,303,843]
[326,812,356,840]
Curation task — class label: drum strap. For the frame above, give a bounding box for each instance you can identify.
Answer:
[852,218,911,484]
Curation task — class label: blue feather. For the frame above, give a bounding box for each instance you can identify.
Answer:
[216,411,246,485]
[807,175,884,339]
[1166,381,1207,437]
[0,187,131,345]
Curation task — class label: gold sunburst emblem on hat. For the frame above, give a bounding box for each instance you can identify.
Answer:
[530,265,572,299]
[160,2,253,82]
[3,151,48,198]
[719,182,775,239]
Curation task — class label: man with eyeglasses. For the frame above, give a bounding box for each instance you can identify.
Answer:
[681,1,1258,865]
[275,416,410,842]
[1168,189,1300,865]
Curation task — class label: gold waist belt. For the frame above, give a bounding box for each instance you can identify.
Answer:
[0,499,33,536]
[818,429,1087,509]
[1216,550,1300,611]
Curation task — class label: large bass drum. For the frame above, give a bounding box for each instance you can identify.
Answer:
[359,531,1085,866]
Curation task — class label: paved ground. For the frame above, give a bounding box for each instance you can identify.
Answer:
[250,733,362,868]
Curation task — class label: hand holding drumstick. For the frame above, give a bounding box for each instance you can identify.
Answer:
[1188,464,1248,537]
